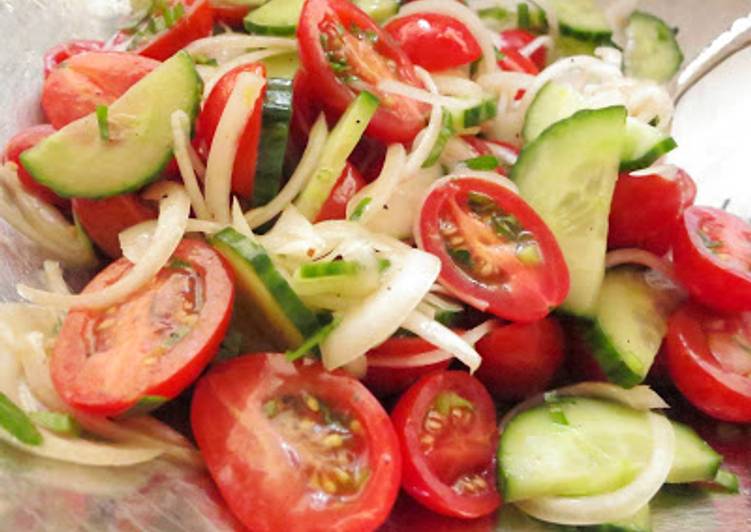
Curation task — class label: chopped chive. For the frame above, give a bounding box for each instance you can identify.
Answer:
[448,248,472,267]
[285,317,341,362]
[28,411,81,437]
[298,260,362,279]
[377,258,391,272]
[465,155,499,171]
[517,3,531,29]
[163,5,174,27]
[0,392,42,445]
[349,197,372,221]
[96,105,110,142]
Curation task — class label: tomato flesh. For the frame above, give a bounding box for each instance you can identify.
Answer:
[315,162,367,222]
[209,1,251,25]
[418,177,569,322]
[666,303,751,422]
[43,39,104,78]
[191,353,401,532]
[673,206,751,312]
[52,239,234,416]
[194,63,267,199]
[42,51,159,129]
[498,29,547,70]
[384,14,482,72]
[298,0,428,144]
[392,371,500,519]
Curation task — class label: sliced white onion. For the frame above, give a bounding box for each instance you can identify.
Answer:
[230,197,254,240]
[629,164,679,179]
[520,35,553,58]
[605,248,676,281]
[423,291,464,313]
[347,144,407,225]
[321,248,441,370]
[403,67,443,176]
[260,205,328,264]
[516,412,674,525]
[171,110,210,220]
[342,356,368,379]
[477,71,536,94]
[401,310,482,372]
[245,114,329,229]
[42,261,70,295]
[393,0,500,75]
[186,33,296,62]
[440,136,480,167]
[204,72,265,223]
[201,48,289,99]
[432,75,486,99]
[554,382,670,411]
[18,183,190,309]
[595,46,624,68]
[119,218,223,264]
[378,79,468,108]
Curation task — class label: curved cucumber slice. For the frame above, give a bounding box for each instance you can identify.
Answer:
[448,96,498,132]
[21,52,201,199]
[496,503,651,531]
[582,268,674,387]
[550,0,612,43]
[499,397,725,502]
[621,118,677,172]
[244,0,304,36]
[253,78,293,207]
[261,52,299,79]
[624,11,684,83]
[353,0,399,22]
[512,106,626,316]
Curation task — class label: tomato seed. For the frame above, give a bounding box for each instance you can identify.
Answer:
[322,433,344,448]
[305,395,320,412]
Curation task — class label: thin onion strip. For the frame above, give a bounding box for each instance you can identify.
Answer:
[171,110,210,220]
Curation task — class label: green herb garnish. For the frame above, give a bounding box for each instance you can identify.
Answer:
[349,197,372,221]
[465,155,499,171]
[28,411,80,437]
[0,392,42,445]
[285,317,341,362]
[96,105,110,142]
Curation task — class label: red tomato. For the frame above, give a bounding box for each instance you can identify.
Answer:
[497,47,539,75]
[673,206,751,312]
[41,52,159,129]
[72,194,157,258]
[666,303,751,422]
[3,125,67,208]
[608,168,696,256]
[298,0,428,144]
[475,318,564,401]
[461,136,519,177]
[498,29,546,70]
[380,493,494,532]
[384,14,482,72]
[116,0,214,61]
[364,335,452,398]
[43,39,103,77]
[417,177,569,322]
[191,353,401,532]
[209,0,250,26]
[194,63,267,199]
[315,162,366,222]
[52,239,235,416]
[391,371,501,519]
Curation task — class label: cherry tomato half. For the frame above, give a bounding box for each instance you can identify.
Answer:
[315,162,366,222]
[3,125,67,208]
[363,335,453,398]
[417,177,569,322]
[461,136,519,177]
[42,51,159,129]
[498,29,547,70]
[52,238,235,416]
[673,206,751,312]
[391,371,501,519]
[475,318,565,401]
[191,353,401,532]
[43,39,104,78]
[72,194,157,258]
[298,0,428,144]
[209,0,251,26]
[608,168,696,256]
[117,0,214,61]
[194,63,267,199]
[666,302,751,422]
[384,13,482,72]
[497,47,539,76]
[381,493,495,532]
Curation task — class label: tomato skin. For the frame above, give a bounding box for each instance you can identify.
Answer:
[417,177,569,323]
[4,125,68,208]
[43,39,104,78]
[41,52,159,129]
[498,29,546,70]
[475,318,565,401]
[608,168,696,256]
[52,239,235,416]
[121,0,214,61]
[673,206,751,312]
[384,14,482,72]
[209,1,250,26]
[191,353,401,532]
[497,47,539,75]
[380,493,494,532]
[315,162,367,222]
[363,335,452,398]
[72,194,157,258]
[391,371,501,519]
[666,303,751,422]
[297,0,428,144]
[194,63,267,199]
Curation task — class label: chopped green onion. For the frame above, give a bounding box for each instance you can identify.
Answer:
[448,248,472,267]
[163,5,175,27]
[435,309,462,328]
[465,155,500,171]
[713,468,740,493]
[119,395,168,418]
[0,392,42,445]
[286,317,341,362]
[517,3,531,29]
[349,197,372,221]
[28,411,81,437]
[298,260,362,279]
[377,258,391,272]
[96,105,110,142]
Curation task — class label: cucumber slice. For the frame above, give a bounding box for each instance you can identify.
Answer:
[353,0,399,23]
[244,0,304,36]
[581,268,672,387]
[496,503,651,531]
[592,505,651,532]
[512,106,626,316]
[552,34,599,60]
[448,97,497,132]
[209,228,321,350]
[550,0,613,43]
[295,91,379,220]
[624,12,684,83]
[423,109,453,168]
[620,118,677,172]
[21,52,200,199]
[261,52,299,79]
[253,78,293,207]
[500,397,725,502]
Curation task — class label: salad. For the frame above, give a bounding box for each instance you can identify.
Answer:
[0,0,748,530]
